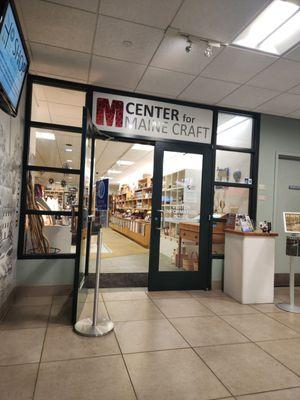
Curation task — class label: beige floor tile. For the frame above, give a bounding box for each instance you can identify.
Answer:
[115,319,188,353]
[52,295,72,305]
[196,343,300,396]
[85,291,104,302]
[79,301,108,320]
[171,316,249,347]
[35,355,135,400]
[14,296,53,307]
[152,297,213,318]
[251,304,285,313]
[257,338,300,375]
[0,305,50,329]
[0,363,39,400]
[49,301,72,326]
[42,325,119,362]
[147,290,191,299]
[236,387,300,399]
[102,290,148,301]
[0,328,45,365]
[266,312,300,333]
[124,348,229,400]
[188,290,229,298]
[198,297,258,315]
[222,314,299,341]
[105,299,164,322]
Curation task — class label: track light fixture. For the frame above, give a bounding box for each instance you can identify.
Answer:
[177,29,227,58]
[185,37,193,54]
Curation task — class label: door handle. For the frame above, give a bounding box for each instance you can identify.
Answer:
[71,205,79,233]
[156,209,165,231]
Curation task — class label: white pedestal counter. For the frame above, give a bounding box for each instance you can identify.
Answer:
[224,229,278,304]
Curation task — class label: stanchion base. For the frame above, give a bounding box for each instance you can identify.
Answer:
[74,318,114,337]
[276,303,300,313]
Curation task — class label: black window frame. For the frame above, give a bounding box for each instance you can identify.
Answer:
[18,74,260,261]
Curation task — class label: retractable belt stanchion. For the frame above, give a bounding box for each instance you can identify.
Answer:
[75,225,114,336]
[277,235,300,313]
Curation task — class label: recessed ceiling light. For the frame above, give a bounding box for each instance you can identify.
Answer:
[132,144,153,151]
[65,148,73,152]
[107,169,121,174]
[66,159,72,163]
[36,131,55,140]
[116,160,134,166]
[233,0,300,55]
[122,40,132,47]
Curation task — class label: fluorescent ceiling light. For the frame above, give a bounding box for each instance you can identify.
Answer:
[107,169,121,174]
[116,160,134,166]
[233,0,299,55]
[66,159,72,163]
[36,131,55,140]
[65,148,73,152]
[132,144,153,151]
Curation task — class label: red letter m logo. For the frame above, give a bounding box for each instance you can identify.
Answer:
[96,98,124,127]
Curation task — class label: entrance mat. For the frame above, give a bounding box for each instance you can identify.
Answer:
[86,273,148,288]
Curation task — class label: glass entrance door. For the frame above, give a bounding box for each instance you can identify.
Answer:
[72,107,94,324]
[149,141,212,290]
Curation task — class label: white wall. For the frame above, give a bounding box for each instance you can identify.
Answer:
[0,88,25,307]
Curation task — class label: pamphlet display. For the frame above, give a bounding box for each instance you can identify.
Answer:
[277,212,300,314]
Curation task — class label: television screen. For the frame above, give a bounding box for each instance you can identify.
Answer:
[0,0,29,116]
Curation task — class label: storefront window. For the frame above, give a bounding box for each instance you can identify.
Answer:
[28,128,81,169]
[23,214,76,255]
[26,171,79,212]
[215,150,251,184]
[217,113,253,149]
[31,84,86,127]
[213,186,249,218]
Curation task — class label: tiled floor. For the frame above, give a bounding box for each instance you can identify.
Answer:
[1,287,300,399]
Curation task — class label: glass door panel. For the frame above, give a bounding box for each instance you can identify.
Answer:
[159,151,203,272]
[149,141,212,291]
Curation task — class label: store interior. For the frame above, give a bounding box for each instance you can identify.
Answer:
[26,114,252,272]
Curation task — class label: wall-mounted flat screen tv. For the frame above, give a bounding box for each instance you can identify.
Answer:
[0,0,29,117]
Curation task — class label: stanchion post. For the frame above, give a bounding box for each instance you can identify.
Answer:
[74,225,114,336]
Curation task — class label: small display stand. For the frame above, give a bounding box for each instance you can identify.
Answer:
[74,226,114,336]
[277,235,300,313]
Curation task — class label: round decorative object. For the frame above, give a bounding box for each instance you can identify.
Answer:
[233,170,242,183]
[48,178,54,184]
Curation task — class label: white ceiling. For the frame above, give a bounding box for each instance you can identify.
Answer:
[16,0,300,119]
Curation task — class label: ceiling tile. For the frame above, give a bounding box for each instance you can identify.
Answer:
[19,0,97,52]
[44,0,99,12]
[284,44,300,62]
[171,0,270,43]
[201,47,277,84]
[287,109,300,120]
[248,59,300,91]
[150,31,221,75]
[178,76,239,104]
[99,0,182,29]
[93,16,163,64]
[30,43,90,82]
[219,85,280,110]
[255,93,300,115]
[289,84,300,95]
[136,67,195,97]
[89,56,146,90]
[134,89,175,99]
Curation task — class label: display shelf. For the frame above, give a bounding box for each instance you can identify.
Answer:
[110,215,151,248]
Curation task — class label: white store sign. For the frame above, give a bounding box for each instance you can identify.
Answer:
[92,92,213,144]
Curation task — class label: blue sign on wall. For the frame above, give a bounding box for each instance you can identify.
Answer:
[96,179,109,211]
